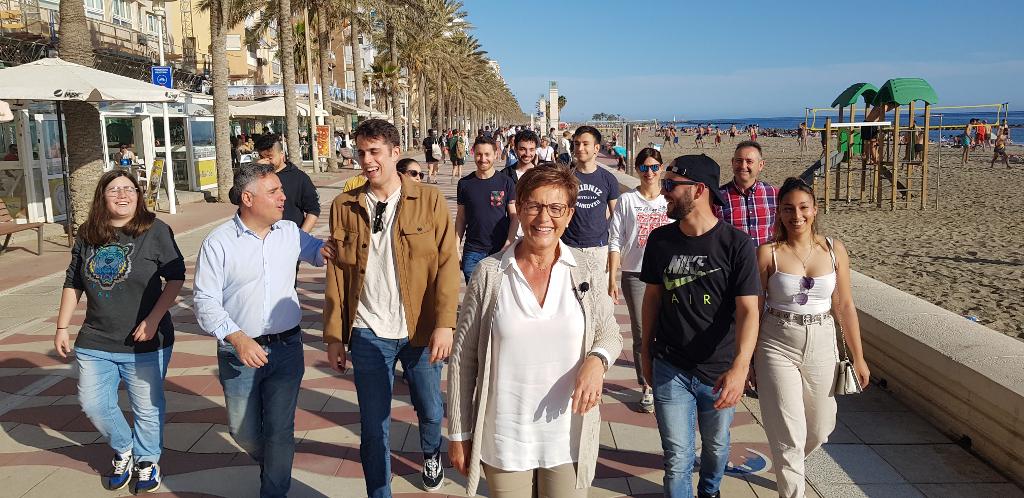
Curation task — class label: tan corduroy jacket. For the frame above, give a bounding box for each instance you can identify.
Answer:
[322,175,460,346]
[447,246,624,496]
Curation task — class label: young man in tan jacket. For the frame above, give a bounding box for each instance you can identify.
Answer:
[322,119,460,497]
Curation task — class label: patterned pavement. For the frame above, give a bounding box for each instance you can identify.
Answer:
[0,160,1018,497]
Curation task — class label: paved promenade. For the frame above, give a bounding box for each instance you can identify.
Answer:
[0,160,1019,497]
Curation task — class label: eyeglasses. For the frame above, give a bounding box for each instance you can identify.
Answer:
[372,201,387,233]
[521,201,569,218]
[404,170,422,178]
[105,186,138,197]
[661,179,699,192]
[637,164,661,173]
[794,276,815,305]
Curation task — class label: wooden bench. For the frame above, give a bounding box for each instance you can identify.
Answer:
[0,198,44,255]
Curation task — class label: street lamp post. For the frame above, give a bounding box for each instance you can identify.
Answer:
[154,3,176,214]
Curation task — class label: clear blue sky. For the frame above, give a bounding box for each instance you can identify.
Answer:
[462,0,1024,121]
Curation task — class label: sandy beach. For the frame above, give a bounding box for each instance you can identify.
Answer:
[634,131,1024,340]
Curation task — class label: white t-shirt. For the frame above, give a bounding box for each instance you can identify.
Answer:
[353,188,409,339]
[608,189,671,273]
[481,241,585,471]
[537,146,555,162]
[559,137,571,155]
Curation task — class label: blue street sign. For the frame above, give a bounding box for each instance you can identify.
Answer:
[151,66,173,89]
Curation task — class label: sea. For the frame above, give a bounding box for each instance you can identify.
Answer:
[663,110,1023,142]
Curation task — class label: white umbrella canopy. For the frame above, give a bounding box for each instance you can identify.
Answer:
[0,57,178,103]
[230,96,328,118]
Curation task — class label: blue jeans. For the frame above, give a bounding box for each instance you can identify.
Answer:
[462,250,490,283]
[653,358,735,498]
[217,330,305,498]
[76,346,172,464]
[350,327,444,498]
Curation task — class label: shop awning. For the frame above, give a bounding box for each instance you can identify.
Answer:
[229,96,328,118]
[0,57,178,103]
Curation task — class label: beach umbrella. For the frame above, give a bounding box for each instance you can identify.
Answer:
[0,57,178,103]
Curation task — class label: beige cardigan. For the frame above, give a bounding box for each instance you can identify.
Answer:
[447,247,623,496]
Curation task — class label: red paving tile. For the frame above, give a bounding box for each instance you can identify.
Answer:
[0,404,83,429]
[167,407,229,425]
[0,334,54,346]
[0,374,49,394]
[0,351,66,368]
[292,441,350,476]
[37,377,76,396]
[168,352,217,369]
[164,375,219,396]
[294,408,360,431]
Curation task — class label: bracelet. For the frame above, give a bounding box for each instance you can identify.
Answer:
[56,327,68,330]
[587,351,609,372]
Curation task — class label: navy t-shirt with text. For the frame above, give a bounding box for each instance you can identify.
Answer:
[640,221,760,385]
[562,167,621,248]
[457,172,517,254]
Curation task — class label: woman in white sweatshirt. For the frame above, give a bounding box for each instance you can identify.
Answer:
[607,147,673,413]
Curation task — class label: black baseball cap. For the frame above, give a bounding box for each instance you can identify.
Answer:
[665,154,726,206]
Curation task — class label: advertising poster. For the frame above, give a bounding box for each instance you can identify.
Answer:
[317,125,330,157]
[197,159,217,189]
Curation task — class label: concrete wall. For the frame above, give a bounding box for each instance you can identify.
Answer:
[602,164,1024,486]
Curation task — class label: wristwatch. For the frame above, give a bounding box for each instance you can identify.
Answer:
[587,351,609,372]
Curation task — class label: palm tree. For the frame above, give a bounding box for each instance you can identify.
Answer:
[57,0,104,230]
[558,95,567,113]
[210,0,232,202]
[278,0,302,165]
[349,12,366,110]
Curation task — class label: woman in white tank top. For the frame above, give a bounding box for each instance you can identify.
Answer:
[752,177,870,498]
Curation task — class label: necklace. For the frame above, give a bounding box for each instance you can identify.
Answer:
[789,241,815,273]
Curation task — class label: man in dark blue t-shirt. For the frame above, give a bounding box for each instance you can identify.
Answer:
[456,135,518,282]
[639,154,760,498]
[562,125,621,295]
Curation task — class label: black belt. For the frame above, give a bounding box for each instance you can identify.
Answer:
[254,326,300,346]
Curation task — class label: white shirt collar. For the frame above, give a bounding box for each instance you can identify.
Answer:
[498,238,577,271]
[232,212,279,237]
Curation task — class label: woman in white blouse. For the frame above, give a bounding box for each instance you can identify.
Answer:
[607,147,672,414]
[448,166,623,498]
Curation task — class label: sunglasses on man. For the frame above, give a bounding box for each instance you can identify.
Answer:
[661,179,700,192]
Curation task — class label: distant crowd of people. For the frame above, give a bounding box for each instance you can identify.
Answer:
[56,119,870,498]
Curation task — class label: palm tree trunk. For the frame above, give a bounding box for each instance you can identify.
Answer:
[350,17,365,110]
[211,0,232,202]
[418,71,428,142]
[57,0,103,231]
[316,7,338,172]
[388,23,402,146]
[279,0,302,165]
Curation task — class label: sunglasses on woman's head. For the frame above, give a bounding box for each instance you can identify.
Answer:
[637,164,661,173]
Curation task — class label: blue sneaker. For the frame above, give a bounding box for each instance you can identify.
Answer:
[133,461,161,493]
[105,452,133,490]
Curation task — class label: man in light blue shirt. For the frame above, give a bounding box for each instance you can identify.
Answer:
[193,162,324,498]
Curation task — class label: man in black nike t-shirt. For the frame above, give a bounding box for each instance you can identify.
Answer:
[639,154,761,498]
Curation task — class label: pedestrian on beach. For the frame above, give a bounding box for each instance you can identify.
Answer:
[559,130,573,165]
[55,170,184,494]
[424,128,443,184]
[449,129,467,180]
[750,124,759,142]
[193,162,325,498]
[396,157,424,181]
[695,127,705,149]
[991,126,1010,168]
[961,131,972,165]
[798,123,808,153]
[322,119,459,497]
[715,141,779,247]
[255,134,320,233]
[502,129,539,183]
[715,127,722,148]
[447,166,623,498]
[564,125,621,300]
[457,135,519,282]
[729,124,738,142]
[538,136,556,162]
[640,154,761,498]
[754,177,870,498]
[608,147,672,413]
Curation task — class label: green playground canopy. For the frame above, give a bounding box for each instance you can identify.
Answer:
[870,78,938,106]
[831,83,879,108]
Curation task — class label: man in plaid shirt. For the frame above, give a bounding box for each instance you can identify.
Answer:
[714,141,778,246]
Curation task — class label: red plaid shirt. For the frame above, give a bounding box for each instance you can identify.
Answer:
[714,180,778,246]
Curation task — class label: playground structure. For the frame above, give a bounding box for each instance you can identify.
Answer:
[802,78,1010,212]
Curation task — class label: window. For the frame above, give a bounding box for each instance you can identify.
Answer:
[111,0,131,26]
[83,0,103,15]
[226,34,242,51]
[146,14,160,33]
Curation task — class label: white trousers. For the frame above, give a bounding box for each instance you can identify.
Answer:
[754,313,839,498]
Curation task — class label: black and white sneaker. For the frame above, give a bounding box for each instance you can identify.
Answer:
[422,450,444,491]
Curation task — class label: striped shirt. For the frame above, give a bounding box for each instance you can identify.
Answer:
[714,180,778,246]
